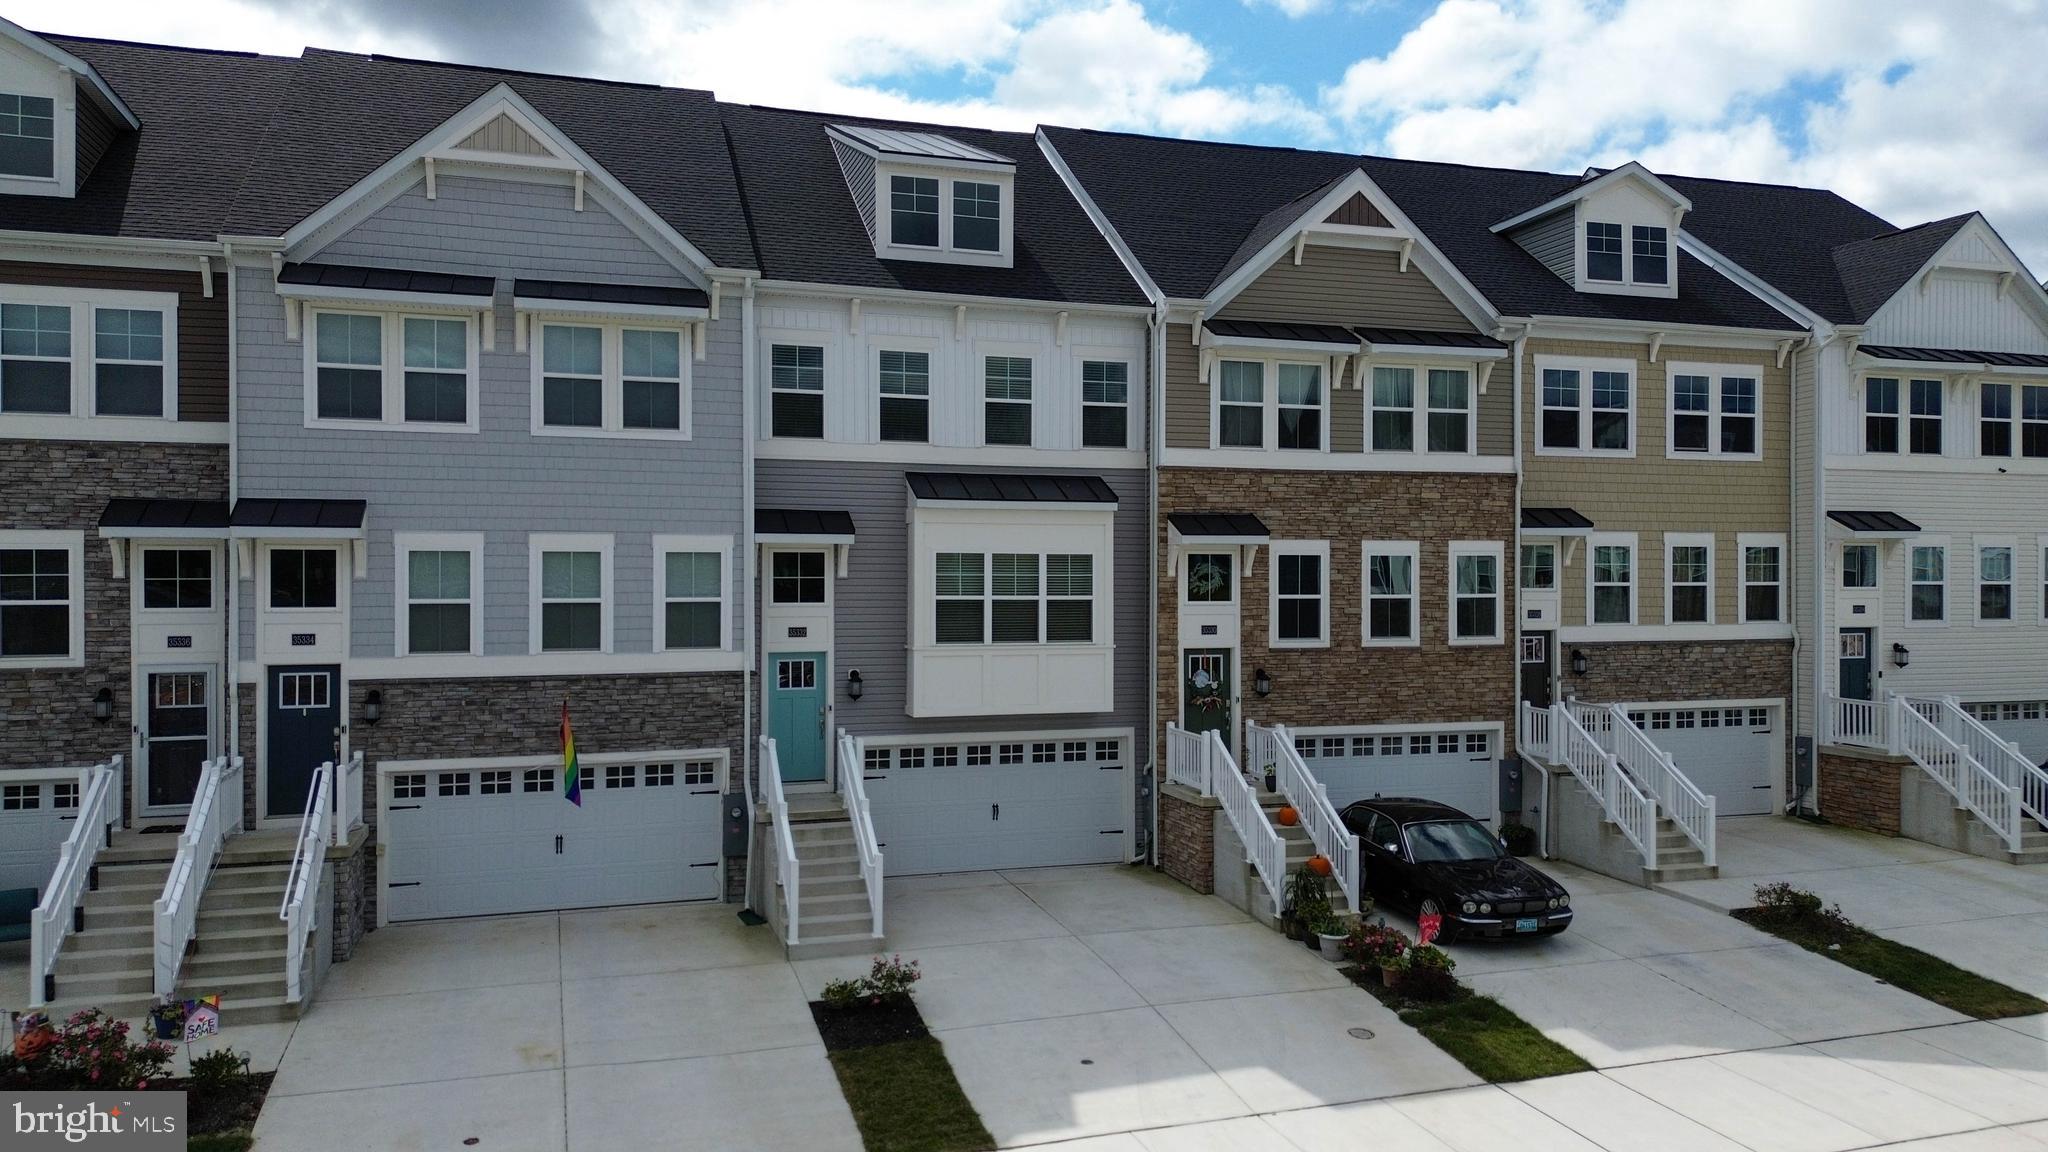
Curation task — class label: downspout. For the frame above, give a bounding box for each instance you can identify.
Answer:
[1145,301,1165,865]
[1500,323,1533,838]
[1806,333,1830,818]
[740,275,759,904]
[223,242,239,766]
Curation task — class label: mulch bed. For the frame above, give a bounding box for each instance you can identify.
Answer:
[165,1070,274,1136]
[810,993,929,1051]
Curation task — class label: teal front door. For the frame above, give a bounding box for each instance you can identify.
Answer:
[769,652,827,783]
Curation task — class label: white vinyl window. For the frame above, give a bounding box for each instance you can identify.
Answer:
[879,349,932,443]
[1977,541,2014,624]
[1080,360,1131,449]
[1,288,178,422]
[1841,544,1878,589]
[1908,378,1943,456]
[139,547,213,610]
[1910,543,1946,623]
[1183,551,1233,605]
[933,551,1093,646]
[1362,540,1418,647]
[1980,382,2048,459]
[769,343,824,439]
[1370,366,1415,452]
[1426,368,1474,453]
[533,322,693,439]
[1270,541,1329,648]
[1519,543,1556,591]
[91,308,168,417]
[1588,534,1636,625]
[983,355,1032,447]
[0,93,55,179]
[1537,357,1634,455]
[0,530,83,667]
[1217,360,1264,448]
[307,308,478,431]
[1667,363,1761,459]
[529,534,612,654]
[395,533,481,656]
[1665,533,1714,624]
[655,535,731,651]
[1276,363,1325,451]
[1738,534,1784,624]
[1864,377,1900,453]
[1449,541,1502,644]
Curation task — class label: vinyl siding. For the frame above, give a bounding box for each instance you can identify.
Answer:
[1217,246,1473,332]
[1865,268,2048,353]
[75,98,117,187]
[830,138,879,244]
[1522,338,1790,629]
[1512,211,1574,283]
[1323,193,1391,228]
[0,261,227,422]
[1164,326,1203,449]
[455,114,549,156]
[752,460,1150,742]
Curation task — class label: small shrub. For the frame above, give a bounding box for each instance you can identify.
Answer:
[820,978,868,1009]
[1751,882,1856,941]
[1346,919,1412,967]
[1288,866,1333,921]
[1,1009,173,1091]
[863,955,921,998]
[1499,823,1537,856]
[1407,944,1457,974]
[187,1049,251,1095]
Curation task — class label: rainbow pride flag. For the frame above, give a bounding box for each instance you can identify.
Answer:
[561,701,582,807]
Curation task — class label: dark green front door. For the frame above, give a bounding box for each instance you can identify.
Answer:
[1183,649,1232,740]
[1838,628,1874,701]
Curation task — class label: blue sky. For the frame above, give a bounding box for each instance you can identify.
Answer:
[17,0,2048,274]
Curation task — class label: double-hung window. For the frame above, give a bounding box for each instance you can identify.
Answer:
[1591,370,1631,449]
[935,553,985,643]
[1978,543,2014,622]
[1983,382,2013,457]
[1045,555,1093,643]
[315,313,384,420]
[1910,544,1946,622]
[879,350,930,442]
[1539,359,1632,453]
[396,535,478,656]
[1371,367,1415,451]
[541,324,601,427]
[933,552,1094,646]
[1218,360,1264,447]
[1739,536,1784,623]
[890,176,940,247]
[1540,367,1580,449]
[1589,535,1635,624]
[1585,222,1624,281]
[93,309,167,416]
[1363,541,1417,646]
[2,291,175,420]
[1668,364,1760,457]
[536,322,691,438]
[1,302,71,414]
[1981,382,2048,459]
[402,317,469,424]
[991,554,1040,642]
[1665,534,1712,624]
[1450,542,1502,644]
[770,343,823,438]
[984,355,1032,446]
[1864,377,1900,453]
[311,308,476,430]
[1632,226,1669,284]
[1276,363,1323,450]
[657,538,727,650]
[1271,542,1328,647]
[1426,368,1472,452]
[1908,378,1943,455]
[1081,360,1129,448]
[532,535,610,653]
[0,532,80,664]
[0,94,55,178]
[621,329,683,430]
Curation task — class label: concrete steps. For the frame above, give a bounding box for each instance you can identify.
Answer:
[1645,818,1718,883]
[779,817,884,961]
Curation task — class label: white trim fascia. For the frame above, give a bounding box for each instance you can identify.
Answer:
[392,531,484,658]
[0,416,228,444]
[512,297,709,322]
[1490,162,1694,235]
[1365,343,1510,361]
[1159,447,1513,472]
[279,284,492,310]
[0,235,222,273]
[651,532,736,653]
[1361,539,1421,648]
[756,439,1148,472]
[1269,539,1331,649]
[1853,352,2048,378]
[754,532,856,546]
[0,16,138,127]
[907,497,1115,514]
[751,277,1152,317]
[826,125,1015,175]
[1558,623,1794,643]
[1036,130,1164,304]
[528,532,614,655]
[229,526,361,542]
[1521,316,1808,345]
[1677,232,1829,332]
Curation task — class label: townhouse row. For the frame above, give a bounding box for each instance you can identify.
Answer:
[3,21,2044,964]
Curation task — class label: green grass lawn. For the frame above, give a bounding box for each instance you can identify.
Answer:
[1735,909,2048,1020]
[827,1036,994,1152]
[1354,971,1592,1082]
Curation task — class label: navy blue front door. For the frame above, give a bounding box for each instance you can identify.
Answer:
[267,665,339,819]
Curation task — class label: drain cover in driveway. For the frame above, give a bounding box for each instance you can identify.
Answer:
[1348,1027,1375,1040]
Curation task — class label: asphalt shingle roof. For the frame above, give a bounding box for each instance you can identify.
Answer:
[1829,214,1974,324]
[719,104,1146,306]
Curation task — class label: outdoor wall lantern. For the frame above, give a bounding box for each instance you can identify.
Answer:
[847,669,864,701]
[93,687,113,723]
[1570,648,1588,677]
[1891,642,1910,669]
[362,689,383,726]
[1253,668,1271,697]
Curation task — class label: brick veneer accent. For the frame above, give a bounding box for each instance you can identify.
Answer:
[0,440,227,819]
[1817,748,1904,836]
[1159,785,1218,894]
[1564,639,1792,705]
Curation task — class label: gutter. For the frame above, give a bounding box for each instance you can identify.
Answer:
[748,277,1153,316]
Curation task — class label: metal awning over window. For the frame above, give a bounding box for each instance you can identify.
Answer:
[1521,507,1595,535]
[229,498,368,540]
[1167,512,1269,546]
[906,472,1117,508]
[1855,345,2048,374]
[1827,510,1921,538]
[755,508,855,545]
[276,262,495,308]
[511,279,711,317]
[97,498,230,539]
[1354,327,1510,360]
[1201,318,1359,354]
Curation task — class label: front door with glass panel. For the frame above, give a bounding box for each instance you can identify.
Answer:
[1838,629,1874,702]
[769,653,826,783]
[143,670,211,810]
[1183,650,1232,740]
[267,665,339,819]
[1519,633,1553,709]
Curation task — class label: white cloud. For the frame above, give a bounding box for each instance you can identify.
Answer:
[1243,0,1330,16]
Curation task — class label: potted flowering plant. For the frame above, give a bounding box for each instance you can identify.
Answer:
[1402,944,1459,1001]
[1346,920,1411,984]
[146,997,187,1042]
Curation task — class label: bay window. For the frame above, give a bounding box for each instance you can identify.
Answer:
[934,551,1094,645]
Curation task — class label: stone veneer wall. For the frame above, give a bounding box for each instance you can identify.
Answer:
[1564,639,1793,706]
[1159,785,1218,894]
[1817,748,1904,837]
[330,838,369,961]
[0,441,228,817]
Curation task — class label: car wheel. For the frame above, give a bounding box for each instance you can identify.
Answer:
[1418,897,1457,944]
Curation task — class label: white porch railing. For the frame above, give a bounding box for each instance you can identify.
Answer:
[1823,693,1888,750]
[27,758,121,1008]
[1892,698,2023,852]
[1165,723,1212,794]
[153,755,244,999]
[1205,728,1288,913]
[1933,697,2047,829]
[332,749,363,847]
[279,759,333,1005]
[1552,703,1658,869]
[1517,701,1554,761]
[835,729,884,940]
[1247,722,1363,914]
[758,736,801,945]
[1602,707,1715,868]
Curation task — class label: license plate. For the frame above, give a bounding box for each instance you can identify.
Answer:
[1515,917,1540,933]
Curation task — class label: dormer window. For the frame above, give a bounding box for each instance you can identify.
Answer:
[0,94,54,178]
[954,182,1001,251]
[1632,226,1669,284]
[829,124,1016,268]
[1493,162,1688,299]
[1586,223,1623,281]
[890,176,940,247]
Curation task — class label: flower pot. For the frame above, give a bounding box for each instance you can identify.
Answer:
[1380,964,1405,989]
[1318,932,1348,962]
[149,1015,181,1041]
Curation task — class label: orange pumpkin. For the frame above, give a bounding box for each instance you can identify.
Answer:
[1306,854,1333,877]
[1276,806,1299,827]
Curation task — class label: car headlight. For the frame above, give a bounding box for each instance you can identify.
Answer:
[1478,902,1492,915]
[1461,900,1478,914]
[1557,894,1570,908]
[1547,897,1560,910]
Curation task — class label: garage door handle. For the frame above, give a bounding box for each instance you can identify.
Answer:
[390,804,421,811]
[387,882,421,889]
[555,835,564,855]
[991,803,999,820]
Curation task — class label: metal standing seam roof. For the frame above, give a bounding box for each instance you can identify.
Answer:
[1857,345,2048,369]
[1827,510,1922,535]
[1355,327,1508,350]
[228,498,368,529]
[278,262,495,298]
[906,473,1118,506]
[512,279,710,309]
[1167,513,1270,539]
[98,498,230,530]
[1202,318,1358,346]
[754,509,856,537]
[829,124,1014,165]
[1521,507,1595,531]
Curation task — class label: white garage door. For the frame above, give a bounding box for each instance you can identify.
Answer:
[862,736,1129,875]
[0,776,81,895]
[1626,704,1778,817]
[1967,700,2048,766]
[382,754,724,922]
[1292,730,1498,824]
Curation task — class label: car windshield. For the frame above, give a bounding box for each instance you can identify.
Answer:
[1403,820,1502,863]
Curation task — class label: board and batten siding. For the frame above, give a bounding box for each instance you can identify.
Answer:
[0,261,227,422]
[753,460,1150,742]
[755,293,1148,452]
[1217,246,1475,331]
[1522,338,1790,629]
[233,180,744,662]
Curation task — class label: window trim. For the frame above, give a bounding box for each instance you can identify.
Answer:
[394,532,483,657]
[1907,538,1949,626]
[0,529,84,669]
[1737,532,1786,625]
[1663,532,1716,626]
[1360,539,1420,649]
[528,533,614,655]
[1079,354,1135,450]
[135,544,218,615]
[869,162,1015,266]
[0,285,179,424]
[1269,540,1331,649]
[302,305,480,434]
[1586,532,1638,626]
[1534,355,1636,458]
[653,533,734,652]
[528,320,694,441]
[1974,537,2016,627]
[1664,361,1763,461]
[873,343,935,445]
[979,347,1036,448]
[1447,540,1504,647]
[262,544,343,614]
[1211,354,1331,454]
[767,340,826,440]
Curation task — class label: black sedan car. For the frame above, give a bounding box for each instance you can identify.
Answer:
[1339,797,1571,941]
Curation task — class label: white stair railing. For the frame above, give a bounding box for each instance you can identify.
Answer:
[279,760,333,1004]
[1254,722,1364,914]
[835,729,884,940]
[27,759,121,1008]
[331,750,363,847]
[153,755,244,998]
[1517,701,1554,761]
[1208,729,1287,913]
[1603,707,1715,868]
[1551,703,1657,869]
[1823,693,1887,749]
[1165,723,1213,793]
[758,736,801,945]
[1931,697,2047,829]
[1893,698,2023,852]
